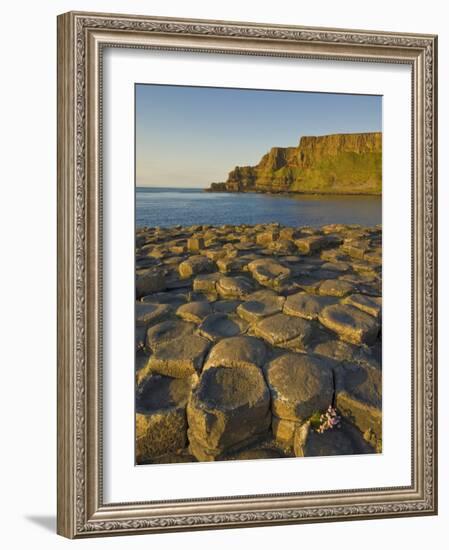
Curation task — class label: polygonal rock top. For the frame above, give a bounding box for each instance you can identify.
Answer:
[319,303,380,345]
[254,313,315,347]
[198,313,249,341]
[265,352,334,422]
[204,335,267,370]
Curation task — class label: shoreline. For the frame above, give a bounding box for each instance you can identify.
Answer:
[203,188,382,197]
[135,222,382,464]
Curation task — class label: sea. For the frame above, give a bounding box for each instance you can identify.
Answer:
[136,187,381,229]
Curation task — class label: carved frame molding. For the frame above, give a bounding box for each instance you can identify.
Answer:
[57,11,437,538]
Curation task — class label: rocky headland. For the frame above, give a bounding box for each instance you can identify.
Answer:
[135,221,382,464]
[208,132,382,195]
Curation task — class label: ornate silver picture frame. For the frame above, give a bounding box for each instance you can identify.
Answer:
[57,11,437,538]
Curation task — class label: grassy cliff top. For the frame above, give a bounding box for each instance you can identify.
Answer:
[208,132,382,195]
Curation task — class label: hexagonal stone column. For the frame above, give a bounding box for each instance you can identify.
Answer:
[254,313,315,350]
[283,292,337,320]
[204,335,267,370]
[136,373,192,463]
[319,303,380,345]
[148,334,210,378]
[187,365,271,461]
[265,352,334,423]
[293,419,375,457]
[178,255,214,278]
[237,289,285,323]
[334,363,382,451]
[247,258,291,289]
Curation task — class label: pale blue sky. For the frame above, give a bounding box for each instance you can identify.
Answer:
[136,84,382,188]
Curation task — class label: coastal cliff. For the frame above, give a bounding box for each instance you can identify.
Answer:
[208,132,382,195]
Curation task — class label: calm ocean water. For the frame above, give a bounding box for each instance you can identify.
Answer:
[136,187,381,228]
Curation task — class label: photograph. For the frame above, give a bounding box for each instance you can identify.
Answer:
[55,9,437,538]
[134,84,383,465]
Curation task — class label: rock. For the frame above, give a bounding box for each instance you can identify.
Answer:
[145,450,198,464]
[224,446,285,461]
[321,223,354,234]
[203,249,227,261]
[364,250,382,265]
[136,371,192,412]
[169,245,186,255]
[204,336,267,370]
[146,319,195,350]
[334,363,382,450]
[135,351,151,385]
[295,235,341,255]
[343,293,382,319]
[216,275,254,298]
[135,222,382,462]
[269,239,297,254]
[187,365,271,459]
[198,313,249,341]
[141,291,187,309]
[135,303,171,327]
[313,338,381,370]
[282,255,302,264]
[247,258,291,289]
[318,278,355,297]
[272,416,298,449]
[163,255,186,268]
[283,292,337,320]
[136,269,166,298]
[135,325,146,352]
[321,248,350,262]
[136,373,192,462]
[192,272,221,293]
[356,280,382,298]
[176,301,213,323]
[319,304,380,345]
[321,261,350,273]
[342,239,370,260]
[292,275,322,293]
[279,227,301,240]
[293,418,375,457]
[254,313,314,349]
[237,289,285,323]
[256,229,279,246]
[147,245,167,259]
[213,299,242,314]
[187,291,214,302]
[188,431,267,462]
[178,255,215,278]
[352,261,378,277]
[216,256,248,274]
[265,352,334,422]
[298,227,321,236]
[312,339,361,363]
[311,268,341,281]
[187,236,205,251]
[148,334,210,378]
[165,277,193,291]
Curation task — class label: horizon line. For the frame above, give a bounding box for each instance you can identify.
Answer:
[136,185,206,188]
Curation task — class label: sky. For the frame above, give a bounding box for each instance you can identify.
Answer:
[136,84,382,188]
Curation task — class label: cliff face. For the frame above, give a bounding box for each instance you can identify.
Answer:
[208,132,382,195]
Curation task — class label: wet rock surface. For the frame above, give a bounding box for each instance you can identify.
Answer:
[135,223,382,463]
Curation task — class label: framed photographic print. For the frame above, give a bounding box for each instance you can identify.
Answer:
[57,11,438,538]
